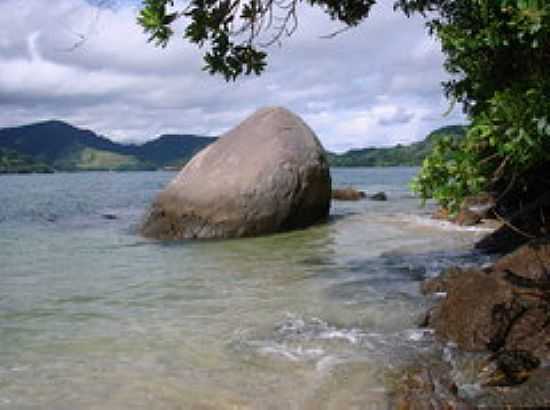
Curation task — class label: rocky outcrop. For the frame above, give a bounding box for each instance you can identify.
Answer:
[332,187,366,201]
[423,239,550,382]
[476,191,550,253]
[141,107,331,240]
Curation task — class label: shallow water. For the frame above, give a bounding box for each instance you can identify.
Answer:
[0,168,492,409]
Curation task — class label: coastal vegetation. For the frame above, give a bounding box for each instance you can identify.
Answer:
[0,149,53,174]
[328,126,466,167]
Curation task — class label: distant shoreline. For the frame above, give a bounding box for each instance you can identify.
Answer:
[0,164,423,175]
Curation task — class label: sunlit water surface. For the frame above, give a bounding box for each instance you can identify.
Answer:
[0,168,492,409]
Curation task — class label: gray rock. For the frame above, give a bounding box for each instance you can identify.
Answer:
[141,107,331,240]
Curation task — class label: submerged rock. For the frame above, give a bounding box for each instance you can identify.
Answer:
[141,107,331,240]
[391,363,472,410]
[331,187,366,201]
[369,192,388,201]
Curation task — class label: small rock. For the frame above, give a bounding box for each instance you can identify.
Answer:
[331,187,366,201]
[432,207,450,220]
[454,207,482,226]
[102,214,118,220]
[369,192,388,201]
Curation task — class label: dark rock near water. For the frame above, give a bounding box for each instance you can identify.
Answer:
[476,191,550,254]
[492,237,550,282]
[421,267,463,295]
[392,364,472,410]
[481,350,541,387]
[415,238,550,405]
[431,193,495,226]
[331,187,366,201]
[454,207,482,226]
[425,239,550,370]
[430,268,513,352]
[141,107,331,240]
[369,191,388,201]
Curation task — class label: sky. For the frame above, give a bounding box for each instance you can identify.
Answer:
[0,0,466,152]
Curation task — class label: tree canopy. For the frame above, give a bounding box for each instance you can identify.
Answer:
[138,0,550,222]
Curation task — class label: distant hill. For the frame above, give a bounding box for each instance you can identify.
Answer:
[138,134,216,167]
[0,121,216,172]
[0,120,467,173]
[327,125,467,167]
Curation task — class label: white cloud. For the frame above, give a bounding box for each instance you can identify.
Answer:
[0,0,466,151]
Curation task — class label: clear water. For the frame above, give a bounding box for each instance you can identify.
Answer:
[0,168,491,409]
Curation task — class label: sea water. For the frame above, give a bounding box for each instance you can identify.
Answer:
[0,168,492,409]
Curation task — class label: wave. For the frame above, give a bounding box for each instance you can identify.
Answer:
[399,214,497,233]
[230,314,437,375]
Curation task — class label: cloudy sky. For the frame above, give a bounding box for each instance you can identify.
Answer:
[0,0,465,152]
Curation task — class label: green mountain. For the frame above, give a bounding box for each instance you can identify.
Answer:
[138,134,216,167]
[328,125,467,167]
[0,121,216,172]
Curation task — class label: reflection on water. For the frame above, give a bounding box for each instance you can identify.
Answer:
[0,168,492,409]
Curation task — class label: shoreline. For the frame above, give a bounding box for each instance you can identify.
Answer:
[392,212,550,409]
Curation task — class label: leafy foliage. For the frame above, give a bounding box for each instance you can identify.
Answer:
[411,0,550,213]
[138,0,376,80]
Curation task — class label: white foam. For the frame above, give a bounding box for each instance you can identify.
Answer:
[258,344,325,362]
[403,329,434,342]
[318,328,365,345]
[401,214,495,233]
[315,355,341,374]
[276,315,365,345]
[459,383,483,399]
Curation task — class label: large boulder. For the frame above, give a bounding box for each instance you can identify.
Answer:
[141,107,331,240]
